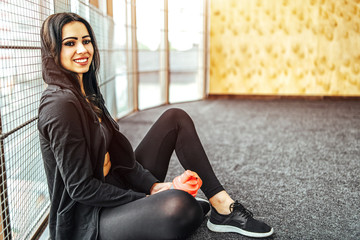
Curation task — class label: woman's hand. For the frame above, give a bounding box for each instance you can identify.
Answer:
[150,182,172,195]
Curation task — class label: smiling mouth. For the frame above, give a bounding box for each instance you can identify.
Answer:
[74,58,88,63]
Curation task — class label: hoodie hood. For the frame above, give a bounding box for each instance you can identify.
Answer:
[40,47,118,129]
[41,48,81,92]
[40,47,101,123]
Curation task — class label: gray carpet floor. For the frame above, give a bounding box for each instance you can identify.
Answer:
[117,99,360,240]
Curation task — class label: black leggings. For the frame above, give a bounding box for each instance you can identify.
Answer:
[99,108,224,240]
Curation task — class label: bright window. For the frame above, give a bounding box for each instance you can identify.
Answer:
[168,0,205,103]
[136,0,166,110]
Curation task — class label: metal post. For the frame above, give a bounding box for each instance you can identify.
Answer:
[164,0,170,104]
[203,0,209,99]
[131,0,139,111]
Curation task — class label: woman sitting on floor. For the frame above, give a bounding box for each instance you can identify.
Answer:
[38,12,273,239]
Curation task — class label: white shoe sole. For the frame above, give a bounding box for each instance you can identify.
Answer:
[207,220,274,238]
[195,197,209,203]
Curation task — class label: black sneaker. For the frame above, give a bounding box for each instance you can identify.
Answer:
[207,201,274,238]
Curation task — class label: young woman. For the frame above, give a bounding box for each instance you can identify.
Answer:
[38,12,273,240]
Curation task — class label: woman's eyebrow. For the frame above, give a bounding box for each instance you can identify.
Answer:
[62,37,77,42]
[62,35,91,42]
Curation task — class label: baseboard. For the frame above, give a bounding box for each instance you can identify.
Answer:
[207,94,360,101]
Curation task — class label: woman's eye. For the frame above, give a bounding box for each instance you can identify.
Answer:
[83,39,91,45]
[64,41,75,46]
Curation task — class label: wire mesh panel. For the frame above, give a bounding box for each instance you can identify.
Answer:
[0,0,128,239]
[0,0,53,239]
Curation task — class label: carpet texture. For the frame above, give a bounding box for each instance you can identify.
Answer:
[117,99,360,240]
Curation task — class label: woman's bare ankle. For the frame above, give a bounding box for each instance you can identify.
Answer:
[209,190,235,215]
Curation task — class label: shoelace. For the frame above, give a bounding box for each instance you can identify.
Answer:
[230,201,254,219]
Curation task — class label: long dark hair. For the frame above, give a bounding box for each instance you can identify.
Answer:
[41,12,103,116]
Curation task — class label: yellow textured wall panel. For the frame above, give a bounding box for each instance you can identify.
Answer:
[210,0,360,96]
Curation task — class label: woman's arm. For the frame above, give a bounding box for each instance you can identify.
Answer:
[38,90,146,207]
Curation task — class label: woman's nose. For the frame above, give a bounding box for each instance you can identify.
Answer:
[76,43,87,54]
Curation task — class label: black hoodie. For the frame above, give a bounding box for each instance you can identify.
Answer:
[38,53,158,239]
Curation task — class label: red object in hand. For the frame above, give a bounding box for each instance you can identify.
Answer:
[172,170,202,197]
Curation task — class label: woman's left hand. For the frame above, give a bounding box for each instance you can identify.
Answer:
[150,182,172,195]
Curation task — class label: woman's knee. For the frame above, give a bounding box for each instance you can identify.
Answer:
[162,108,193,126]
[159,190,203,238]
[162,190,202,222]
[161,189,199,211]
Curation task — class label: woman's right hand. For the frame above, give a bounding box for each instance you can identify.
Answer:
[150,182,172,195]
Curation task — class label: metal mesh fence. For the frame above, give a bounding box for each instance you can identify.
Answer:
[0,0,124,239]
[0,1,53,239]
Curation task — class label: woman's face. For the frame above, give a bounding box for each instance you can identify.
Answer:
[60,21,94,78]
